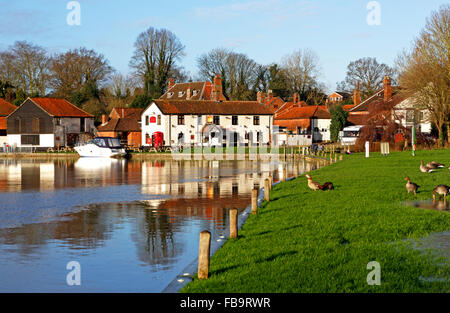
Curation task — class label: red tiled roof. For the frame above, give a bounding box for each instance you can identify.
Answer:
[0,99,16,116]
[97,118,141,132]
[152,100,273,115]
[275,105,330,120]
[30,98,93,118]
[274,119,311,131]
[0,117,6,130]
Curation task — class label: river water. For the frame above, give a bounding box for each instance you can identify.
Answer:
[0,157,318,292]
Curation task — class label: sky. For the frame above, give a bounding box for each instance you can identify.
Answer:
[0,0,446,93]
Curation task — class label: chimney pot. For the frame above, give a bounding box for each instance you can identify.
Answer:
[383,76,392,102]
[168,78,175,90]
[101,114,107,125]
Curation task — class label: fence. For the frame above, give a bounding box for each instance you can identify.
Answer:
[0,146,37,153]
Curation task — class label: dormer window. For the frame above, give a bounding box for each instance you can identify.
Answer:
[167,92,174,98]
[178,91,185,97]
[192,90,199,96]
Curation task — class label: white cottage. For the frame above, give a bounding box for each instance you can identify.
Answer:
[141,100,274,147]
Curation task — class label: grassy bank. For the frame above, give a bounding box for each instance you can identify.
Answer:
[182,149,450,293]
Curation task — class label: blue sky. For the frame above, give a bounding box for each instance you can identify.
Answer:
[0,0,445,93]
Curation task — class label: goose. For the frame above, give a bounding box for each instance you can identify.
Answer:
[420,160,434,173]
[305,174,334,191]
[305,174,322,191]
[427,161,445,169]
[404,177,419,195]
[433,185,449,202]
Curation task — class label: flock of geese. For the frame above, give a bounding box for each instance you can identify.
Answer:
[406,160,449,204]
[305,159,449,205]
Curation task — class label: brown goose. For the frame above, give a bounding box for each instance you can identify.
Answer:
[305,174,322,191]
[433,185,449,201]
[305,174,334,191]
[420,160,434,173]
[404,177,419,195]
[426,161,445,169]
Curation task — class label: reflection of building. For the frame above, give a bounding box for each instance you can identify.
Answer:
[7,98,95,148]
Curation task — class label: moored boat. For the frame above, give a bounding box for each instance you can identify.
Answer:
[74,137,127,158]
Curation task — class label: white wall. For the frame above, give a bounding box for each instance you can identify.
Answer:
[312,119,331,142]
[141,102,273,147]
[7,134,54,148]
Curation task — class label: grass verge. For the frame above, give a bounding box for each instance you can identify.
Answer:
[181,149,450,293]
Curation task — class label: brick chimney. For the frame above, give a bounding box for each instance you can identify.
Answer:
[267,90,273,102]
[168,78,175,90]
[353,80,361,106]
[186,84,191,100]
[212,74,223,101]
[383,76,391,102]
[293,93,300,106]
[257,91,266,104]
[101,114,108,125]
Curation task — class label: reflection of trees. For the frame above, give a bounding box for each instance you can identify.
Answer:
[0,204,116,256]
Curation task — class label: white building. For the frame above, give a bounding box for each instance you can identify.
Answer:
[392,97,432,134]
[141,100,274,147]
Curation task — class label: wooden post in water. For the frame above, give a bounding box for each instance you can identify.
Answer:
[340,155,343,161]
[283,167,287,182]
[229,208,238,238]
[198,230,211,280]
[251,188,258,215]
[334,154,337,163]
[264,178,270,202]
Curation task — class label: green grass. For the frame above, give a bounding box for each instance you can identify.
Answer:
[181,149,450,293]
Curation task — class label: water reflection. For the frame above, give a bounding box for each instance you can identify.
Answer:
[0,157,318,292]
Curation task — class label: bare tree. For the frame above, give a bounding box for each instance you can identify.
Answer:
[197,48,259,100]
[107,73,135,99]
[281,48,321,100]
[51,47,113,98]
[1,41,51,96]
[342,57,395,98]
[129,27,185,98]
[397,4,449,146]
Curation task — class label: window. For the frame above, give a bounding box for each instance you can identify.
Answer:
[32,118,40,133]
[232,116,238,125]
[213,115,220,125]
[80,118,85,132]
[167,92,174,98]
[21,135,39,146]
[193,90,199,96]
[178,115,185,125]
[197,115,202,125]
[145,116,149,126]
[178,91,185,97]
[157,115,161,125]
[56,118,61,126]
[253,116,260,125]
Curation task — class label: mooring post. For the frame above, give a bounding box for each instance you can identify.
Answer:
[264,178,270,201]
[251,188,258,215]
[229,208,238,238]
[198,230,211,280]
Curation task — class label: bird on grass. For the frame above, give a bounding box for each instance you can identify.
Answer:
[433,185,449,202]
[404,177,419,195]
[420,160,435,173]
[426,161,445,169]
[305,174,334,191]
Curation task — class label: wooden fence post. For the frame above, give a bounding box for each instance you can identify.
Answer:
[251,188,258,215]
[229,209,238,238]
[264,178,270,201]
[198,231,211,280]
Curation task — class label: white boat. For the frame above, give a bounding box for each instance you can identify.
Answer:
[74,137,127,158]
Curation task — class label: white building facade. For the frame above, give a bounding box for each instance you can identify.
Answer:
[141,100,274,147]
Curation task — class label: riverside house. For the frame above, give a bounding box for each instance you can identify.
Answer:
[6,98,95,149]
[0,99,16,146]
[141,75,274,148]
[97,107,144,148]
